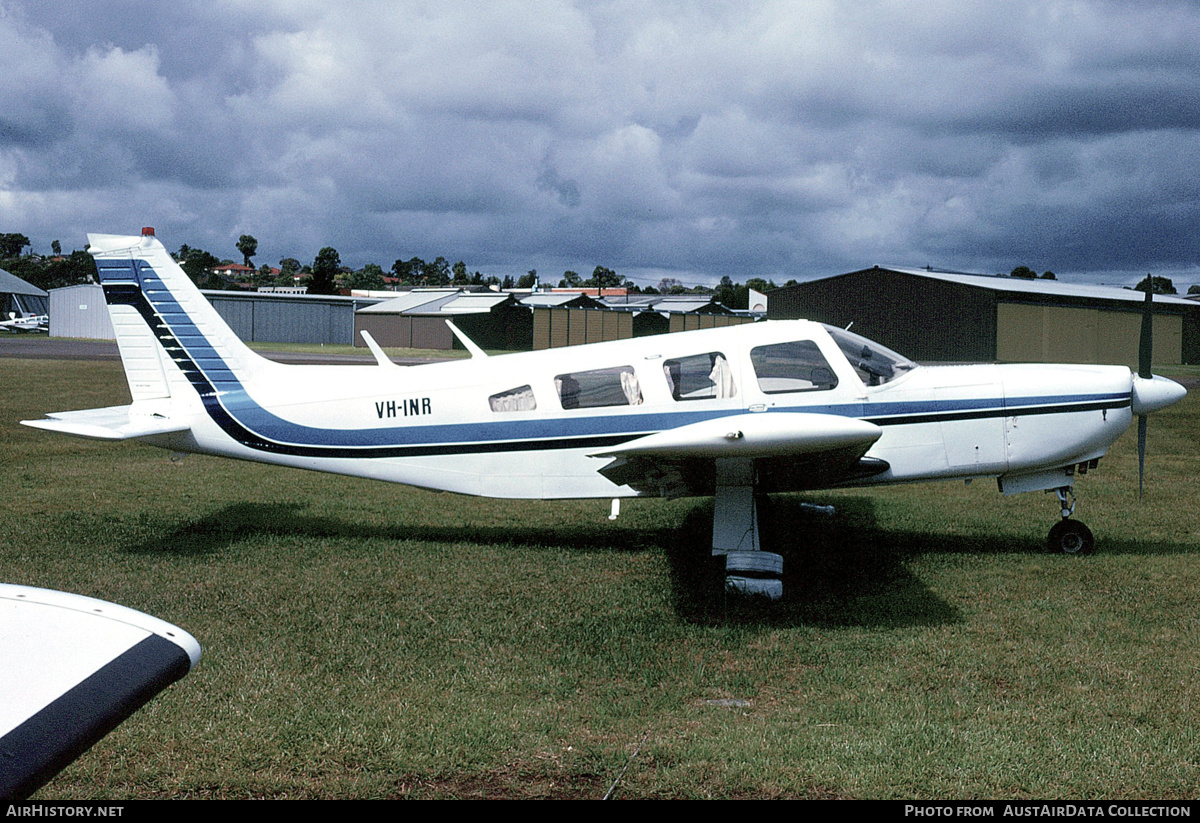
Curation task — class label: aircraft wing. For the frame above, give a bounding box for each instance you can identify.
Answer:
[0,584,201,801]
[590,412,888,497]
[21,405,189,441]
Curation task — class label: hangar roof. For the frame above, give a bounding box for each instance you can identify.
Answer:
[358,292,458,313]
[860,266,1196,307]
[518,292,604,308]
[0,268,46,297]
[359,291,516,315]
[599,295,735,314]
[433,293,513,314]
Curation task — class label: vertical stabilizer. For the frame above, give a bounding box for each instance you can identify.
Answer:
[89,231,266,401]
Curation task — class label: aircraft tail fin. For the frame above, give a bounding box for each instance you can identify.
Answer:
[89,229,267,402]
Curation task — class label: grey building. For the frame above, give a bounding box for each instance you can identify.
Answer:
[47,286,382,345]
[203,290,381,345]
[49,284,112,338]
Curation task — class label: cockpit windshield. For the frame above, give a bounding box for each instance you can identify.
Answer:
[823,325,918,387]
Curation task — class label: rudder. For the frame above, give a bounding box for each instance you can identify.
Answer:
[90,229,266,403]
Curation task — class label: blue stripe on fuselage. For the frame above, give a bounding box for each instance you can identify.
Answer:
[100,259,1132,458]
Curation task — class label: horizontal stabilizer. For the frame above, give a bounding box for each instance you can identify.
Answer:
[21,405,189,441]
[590,412,882,460]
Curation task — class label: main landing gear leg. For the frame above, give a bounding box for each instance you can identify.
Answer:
[1046,486,1094,555]
[712,458,783,600]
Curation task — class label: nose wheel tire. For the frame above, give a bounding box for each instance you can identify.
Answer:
[1047,519,1094,555]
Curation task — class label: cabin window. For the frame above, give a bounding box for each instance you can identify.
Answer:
[823,325,916,387]
[663,352,737,401]
[555,366,643,409]
[750,341,839,394]
[489,385,537,412]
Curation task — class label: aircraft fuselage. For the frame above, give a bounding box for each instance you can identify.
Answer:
[148,318,1139,500]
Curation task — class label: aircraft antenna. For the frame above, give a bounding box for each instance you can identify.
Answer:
[445,320,488,359]
[359,330,400,369]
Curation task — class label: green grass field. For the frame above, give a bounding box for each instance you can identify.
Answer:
[4,353,1199,799]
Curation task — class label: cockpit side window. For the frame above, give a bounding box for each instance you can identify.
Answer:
[750,341,838,394]
[489,385,537,412]
[823,325,917,387]
[555,366,643,409]
[663,352,737,401]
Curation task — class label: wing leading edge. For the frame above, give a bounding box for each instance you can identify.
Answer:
[0,585,201,801]
[591,412,888,497]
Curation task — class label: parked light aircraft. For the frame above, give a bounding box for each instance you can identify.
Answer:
[22,229,1187,598]
[0,311,48,332]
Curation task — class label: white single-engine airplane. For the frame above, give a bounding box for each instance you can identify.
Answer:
[23,230,1188,598]
[0,311,49,332]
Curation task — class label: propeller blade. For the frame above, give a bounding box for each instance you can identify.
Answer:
[1139,288,1153,379]
[1137,413,1147,502]
[1137,288,1152,500]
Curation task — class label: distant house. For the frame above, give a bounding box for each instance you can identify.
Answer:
[522,292,620,348]
[210,263,280,287]
[211,263,256,279]
[204,289,379,345]
[551,287,631,299]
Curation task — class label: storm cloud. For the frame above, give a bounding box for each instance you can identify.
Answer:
[2,0,1198,287]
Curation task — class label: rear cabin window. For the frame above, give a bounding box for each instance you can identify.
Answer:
[556,366,643,409]
[750,341,838,394]
[489,385,537,412]
[663,352,737,401]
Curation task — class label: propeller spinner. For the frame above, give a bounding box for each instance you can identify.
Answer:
[1131,289,1187,499]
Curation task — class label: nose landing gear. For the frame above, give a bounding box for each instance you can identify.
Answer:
[1047,487,1094,555]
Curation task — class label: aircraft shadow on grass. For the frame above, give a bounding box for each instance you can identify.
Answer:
[118,493,1199,627]
[665,496,966,628]
[116,495,1050,629]
[120,500,667,556]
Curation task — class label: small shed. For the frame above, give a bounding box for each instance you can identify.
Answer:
[356,290,531,351]
[49,284,113,338]
[603,295,754,337]
[522,292,617,349]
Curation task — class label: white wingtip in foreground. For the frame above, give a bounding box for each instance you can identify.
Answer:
[0,584,200,801]
[22,229,1187,598]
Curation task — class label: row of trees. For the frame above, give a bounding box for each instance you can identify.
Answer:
[0,232,94,291]
[6,228,1194,302]
[211,234,778,299]
[1009,265,1192,295]
[1008,265,1057,280]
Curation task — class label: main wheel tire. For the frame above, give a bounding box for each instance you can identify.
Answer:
[724,551,784,576]
[1047,519,1094,555]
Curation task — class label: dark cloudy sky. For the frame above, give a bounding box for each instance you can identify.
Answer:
[2,1,1199,288]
